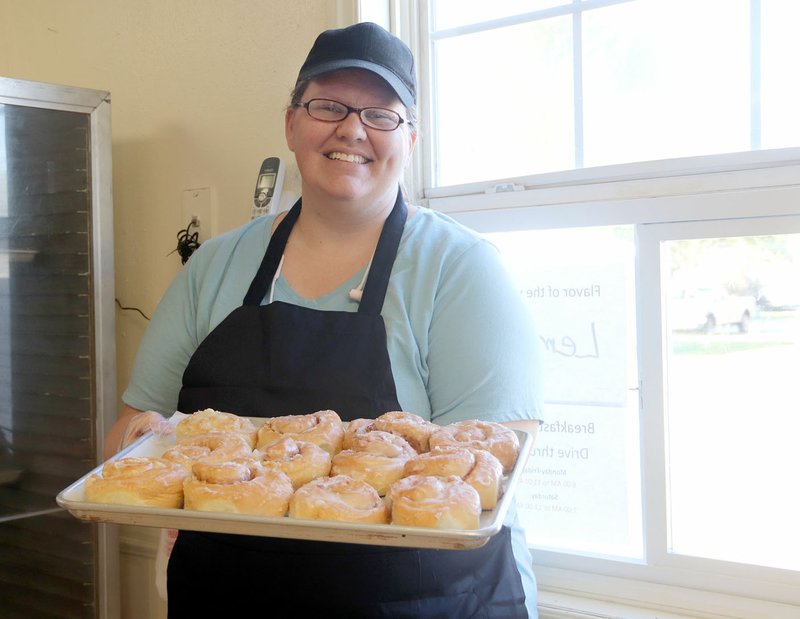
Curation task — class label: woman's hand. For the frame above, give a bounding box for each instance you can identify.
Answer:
[500,419,540,442]
[500,419,540,469]
[103,406,166,460]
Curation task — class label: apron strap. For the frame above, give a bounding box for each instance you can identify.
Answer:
[243,188,407,313]
[357,188,407,316]
[242,198,302,306]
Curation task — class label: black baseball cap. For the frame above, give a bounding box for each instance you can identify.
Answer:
[296,22,416,108]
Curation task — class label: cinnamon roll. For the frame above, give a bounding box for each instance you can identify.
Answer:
[403,446,504,509]
[342,418,377,450]
[331,430,416,496]
[256,436,332,489]
[84,457,190,508]
[183,458,293,516]
[176,408,258,448]
[256,410,344,456]
[429,420,520,472]
[386,474,481,530]
[288,475,389,524]
[373,411,438,453]
[161,432,253,471]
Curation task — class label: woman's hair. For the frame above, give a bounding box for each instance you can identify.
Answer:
[288,79,311,108]
[289,79,418,134]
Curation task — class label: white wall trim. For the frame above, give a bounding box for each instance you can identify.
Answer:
[119,525,160,559]
[336,0,359,26]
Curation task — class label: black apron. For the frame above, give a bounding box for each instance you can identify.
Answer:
[168,190,528,618]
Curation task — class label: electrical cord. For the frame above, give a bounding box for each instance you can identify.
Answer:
[115,298,151,321]
[116,218,201,322]
[170,219,201,264]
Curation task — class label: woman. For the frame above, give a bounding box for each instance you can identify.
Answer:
[108,22,542,618]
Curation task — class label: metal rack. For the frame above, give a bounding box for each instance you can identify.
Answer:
[0,76,118,619]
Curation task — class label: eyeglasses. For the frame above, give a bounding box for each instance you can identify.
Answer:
[298,98,405,131]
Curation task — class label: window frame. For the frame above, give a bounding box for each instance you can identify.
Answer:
[443,157,800,618]
[415,0,789,194]
[355,0,800,615]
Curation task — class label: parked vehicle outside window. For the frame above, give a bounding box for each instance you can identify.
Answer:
[669,287,757,333]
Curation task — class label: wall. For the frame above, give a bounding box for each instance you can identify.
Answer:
[0,2,344,616]
[0,0,341,407]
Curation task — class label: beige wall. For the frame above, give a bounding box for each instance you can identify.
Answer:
[0,0,346,408]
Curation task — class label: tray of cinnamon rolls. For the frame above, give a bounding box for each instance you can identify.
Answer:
[57,409,532,550]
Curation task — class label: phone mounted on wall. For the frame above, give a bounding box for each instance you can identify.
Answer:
[251,156,285,219]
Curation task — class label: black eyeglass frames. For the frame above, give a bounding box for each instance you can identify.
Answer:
[298,98,405,131]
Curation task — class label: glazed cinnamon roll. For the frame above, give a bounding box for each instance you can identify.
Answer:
[161,432,253,471]
[84,457,190,508]
[429,420,520,472]
[403,446,504,510]
[341,418,377,450]
[288,475,389,524]
[176,408,258,448]
[386,474,481,530]
[183,458,293,516]
[256,410,344,456]
[373,411,438,453]
[256,436,332,489]
[331,430,416,496]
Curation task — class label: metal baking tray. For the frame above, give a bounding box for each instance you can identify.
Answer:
[56,421,532,550]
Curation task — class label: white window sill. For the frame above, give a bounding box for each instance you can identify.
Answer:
[536,565,800,619]
[539,590,707,619]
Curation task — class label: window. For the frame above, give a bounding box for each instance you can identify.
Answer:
[367,0,800,615]
[449,175,800,617]
[484,225,643,559]
[642,220,800,574]
[423,0,800,188]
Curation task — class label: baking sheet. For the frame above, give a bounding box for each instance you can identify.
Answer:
[56,420,532,550]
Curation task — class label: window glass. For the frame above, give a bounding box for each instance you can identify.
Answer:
[663,233,800,570]
[486,226,642,558]
[432,17,574,186]
[582,0,750,167]
[427,0,800,189]
[761,1,800,149]
[432,0,565,30]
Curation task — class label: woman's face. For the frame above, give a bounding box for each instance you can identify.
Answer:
[285,69,416,209]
